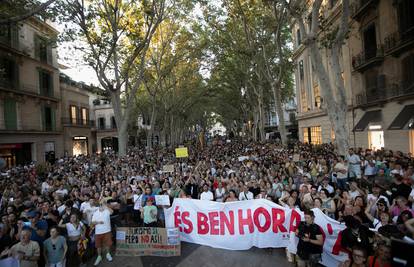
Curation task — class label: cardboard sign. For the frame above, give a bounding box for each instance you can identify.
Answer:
[116,227,180,257]
[175,147,188,158]
[162,165,175,173]
[155,195,171,206]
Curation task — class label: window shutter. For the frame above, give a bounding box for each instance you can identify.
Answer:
[4,98,17,130]
[10,24,18,49]
[13,58,19,89]
[41,105,46,130]
[51,108,56,131]
[34,36,40,60]
[48,72,53,97]
[47,45,53,65]
[38,70,44,95]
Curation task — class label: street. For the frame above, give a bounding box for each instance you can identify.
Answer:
[95,243,292,267]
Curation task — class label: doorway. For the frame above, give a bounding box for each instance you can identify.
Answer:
[368,125,384,151]
[410,130,414,154]
[73,136,88,156]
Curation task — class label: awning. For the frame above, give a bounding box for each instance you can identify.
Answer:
[388,104,414,130]
[353,110,382,132]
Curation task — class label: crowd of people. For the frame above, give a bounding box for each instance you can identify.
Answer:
[0,139,413,267]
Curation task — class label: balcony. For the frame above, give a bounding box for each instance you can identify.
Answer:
[384,28,414,56]
[355,82,414,106]
[96,124,117,131]
[62,118,95,128]
[352,46,384,72]
[351,0,379,22]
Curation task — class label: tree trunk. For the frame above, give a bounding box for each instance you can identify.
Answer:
[308,42,349,155]
[258,95,266,142]
[118,126,128,156]
[272,85,288,145]
[147,99,157,150]
[110,90,131,156]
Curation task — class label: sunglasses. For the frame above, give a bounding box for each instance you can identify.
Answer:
[52,244,56,250]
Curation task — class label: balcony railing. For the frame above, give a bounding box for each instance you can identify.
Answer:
[384,28,414,56]
[62,118,95,127]
[352,46,384,72]
[355,82,414,106]
[351,0,379,21]
[97,124,117,131]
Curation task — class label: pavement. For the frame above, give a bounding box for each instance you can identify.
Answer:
[92,242,293,267]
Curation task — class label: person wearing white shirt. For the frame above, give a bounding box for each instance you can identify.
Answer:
[91,201,113,266]
[215,183,226,202]
[347,149,361,178]
[200,184,214,201]
[239,185,254,201]
[133,188,143,224]
[317,178,334,195]
[80,196,98,225]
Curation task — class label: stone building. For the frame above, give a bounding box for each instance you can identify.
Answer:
[60,74,95,157]
[0,18,62,166]
[292,0,414,153]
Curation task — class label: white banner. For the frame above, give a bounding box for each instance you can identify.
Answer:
[165,199,348,267]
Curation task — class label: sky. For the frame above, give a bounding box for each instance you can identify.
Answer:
[56,1,207,87]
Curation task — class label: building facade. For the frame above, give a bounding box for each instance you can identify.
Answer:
[60,74,95,157]
[90,96,118,153]
[293,0,414,154]
[0,18,62,166]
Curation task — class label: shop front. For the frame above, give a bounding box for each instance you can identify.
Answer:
[0,143,32,167]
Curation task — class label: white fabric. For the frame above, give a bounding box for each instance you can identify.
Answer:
[165,199,348,267]
[215,188,226,202]
[238,191,253,201]
[200,191,214,201]
[66,222,83,237]
[92,209,111,234]
[133,194,143,210]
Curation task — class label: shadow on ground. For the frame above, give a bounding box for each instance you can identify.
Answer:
[94,242,293,267]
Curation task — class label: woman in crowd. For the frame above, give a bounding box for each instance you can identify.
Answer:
[58,213,85,267]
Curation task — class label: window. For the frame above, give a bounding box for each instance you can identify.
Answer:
[397,0,414,39]
[331,128,335,141]
[402,54,414,89]
[70,106,77,124]
[81,108,88,125]
[299,60,304,80]
[3,98,17,130]
[300,86,308,112]
[98,117,106,129]
[303,128,310,143]
[310,126,322,145]
[0,23,18,48]
[39,70,53,97]
[42,106,55,131]
[35,36,50,63]
[363,24,377,60]
[111,116,117,129]
[364,69,378,95]
[313,83,321,108]
[0,57,18,89]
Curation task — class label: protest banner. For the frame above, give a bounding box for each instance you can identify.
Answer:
[155,195,171,206]
[162,164,175,173]
[165,199,348,267]
[115,227,180,257]
[175,147,189,158]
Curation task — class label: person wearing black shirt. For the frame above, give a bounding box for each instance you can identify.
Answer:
[341,215,373,255]
[390,174,411,201]
[296,210,324,267]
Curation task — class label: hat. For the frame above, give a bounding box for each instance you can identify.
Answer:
[147,197,155,203]
[26,210,39,218]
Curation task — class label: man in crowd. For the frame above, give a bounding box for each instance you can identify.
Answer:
[296,210,324,267]
[91,201,113,266]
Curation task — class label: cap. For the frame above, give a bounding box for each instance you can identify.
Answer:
[26,210,39,218]
[147,197,155,203]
